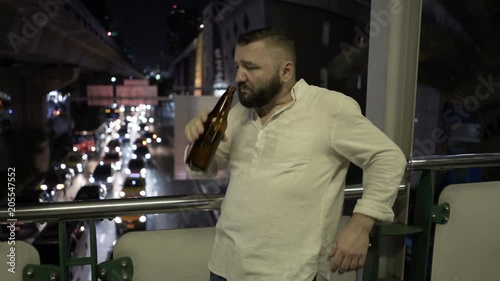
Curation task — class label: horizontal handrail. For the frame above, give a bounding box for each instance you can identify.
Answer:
[0,184,407,223]
[407,153,500,171]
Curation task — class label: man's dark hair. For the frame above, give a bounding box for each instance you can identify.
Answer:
[237,28,296,64]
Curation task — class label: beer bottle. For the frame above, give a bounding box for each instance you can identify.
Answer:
[186,85,236,172]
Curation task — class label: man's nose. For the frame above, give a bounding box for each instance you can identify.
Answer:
[235,69,247,83]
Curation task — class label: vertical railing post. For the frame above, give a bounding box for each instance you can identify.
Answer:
[58,221,68,281]
[408,170,436,281]
[362,227,381,281]
[89,219,98,281]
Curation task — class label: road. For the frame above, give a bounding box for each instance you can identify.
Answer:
[68,108,223,281]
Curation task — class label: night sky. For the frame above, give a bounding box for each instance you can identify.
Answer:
[105,0,210,70]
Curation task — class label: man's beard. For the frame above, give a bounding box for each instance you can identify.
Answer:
[238,72,282,108]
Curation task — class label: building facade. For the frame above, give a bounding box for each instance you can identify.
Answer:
[171,0,371,108]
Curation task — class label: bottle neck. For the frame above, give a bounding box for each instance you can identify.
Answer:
[211,88,235,115]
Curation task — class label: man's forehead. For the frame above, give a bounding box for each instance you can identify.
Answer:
[234,41,276,63]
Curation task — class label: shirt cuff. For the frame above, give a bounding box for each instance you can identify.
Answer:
[352,199,395,223]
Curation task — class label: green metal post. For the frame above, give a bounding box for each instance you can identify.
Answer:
[58,221,68,281]
[89,219,98,281]
[408,170,436,281]
[362,227,381,281]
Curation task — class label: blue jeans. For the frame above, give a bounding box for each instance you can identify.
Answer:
[210,272,227,281]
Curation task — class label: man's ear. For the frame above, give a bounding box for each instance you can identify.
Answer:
[281,61,294,82]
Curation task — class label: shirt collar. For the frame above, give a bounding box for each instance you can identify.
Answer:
[291,79,308,101]
[246,79,309,121]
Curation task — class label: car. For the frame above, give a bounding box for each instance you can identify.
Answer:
[101,152,122,170]
[105,139,122,153]
[120,177,146,198]
[52,163,75,175]
[65,152,88,173]
[117,126,130,142]
[139,123,150,132]
[141,132,162,144]
[40,168,74,195]
[132,137,148,150]
[15,189,56,204]
[125,159,146,178]
[75,184,107,201]
[89,164,115,186]
[132,146,151,162]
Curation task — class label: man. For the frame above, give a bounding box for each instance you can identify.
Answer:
[184,28,407,281]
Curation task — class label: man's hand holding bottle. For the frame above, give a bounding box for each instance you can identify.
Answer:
[184,110,228,144]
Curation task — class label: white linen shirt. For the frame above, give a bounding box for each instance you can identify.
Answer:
[185,79,407,281]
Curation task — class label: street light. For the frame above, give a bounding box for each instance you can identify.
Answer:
[111,77,117,83]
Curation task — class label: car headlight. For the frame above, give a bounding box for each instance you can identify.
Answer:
[56,184,65,190]
[125,168,131,175]
[82,154,88,160]
[125,133,130,139]
[146,138,152,143]
[145,153,151,159]
[89,177,95,183]
[132,145,137,150]
[119,191,125,197]
[91,146,96,152]
[115,147,120,152]
[40,184,48,191]
[77,163,82,168]
[100,161,104,165]
[140,168,146,177]
[149,118,154,123]
[105,147,109,153]
[156,137,162,143]
[107,177,113,183]
[131,154,137,159]
[139,190,146,196]
[73,147,77,152]
[114,217,122,224]
[60,164,66,169]
[139,215,147,223]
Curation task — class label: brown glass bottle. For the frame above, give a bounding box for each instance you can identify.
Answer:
[186,85,236,172]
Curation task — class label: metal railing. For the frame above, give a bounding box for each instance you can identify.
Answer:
[407,153,500,171]
[0,184,407,223]
[2,153,500,281]
[364,152,500,281]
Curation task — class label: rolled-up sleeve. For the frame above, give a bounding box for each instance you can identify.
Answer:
[330,96,407,222]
